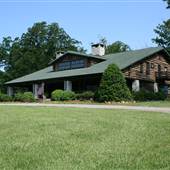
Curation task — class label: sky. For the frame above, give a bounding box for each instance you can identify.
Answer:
[0,0,169,52]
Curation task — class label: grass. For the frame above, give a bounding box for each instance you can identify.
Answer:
[133,101,170,107]
[0,106,170,170]
[44,100,170,107]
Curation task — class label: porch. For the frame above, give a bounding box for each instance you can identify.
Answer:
[6,75,102,99]
[156,71,170,80]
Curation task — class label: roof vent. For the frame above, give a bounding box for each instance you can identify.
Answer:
[91,43,105,56]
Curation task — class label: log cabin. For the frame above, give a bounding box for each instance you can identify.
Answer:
[5,43,170,99]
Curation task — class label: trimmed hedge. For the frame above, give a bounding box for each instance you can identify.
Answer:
[76,91,94,100]
[95,64,132,102]
[14,93,24,102]
[23,92,35,102]
[133,90,166,101]
[0,93,13,102]
[51,90,76,101]
[14,92,35,102]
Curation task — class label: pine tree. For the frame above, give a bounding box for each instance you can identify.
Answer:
[96,64,132,102]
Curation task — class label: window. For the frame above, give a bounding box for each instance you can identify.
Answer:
[58,59,85,71]
[71,60,85,69]
[58,61,71,71]
[146,62,150,75]
[140,64,144,73]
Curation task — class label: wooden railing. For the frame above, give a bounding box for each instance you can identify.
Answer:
[125,71,153,81]
[156,71,170,80]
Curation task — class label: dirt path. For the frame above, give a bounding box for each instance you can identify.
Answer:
[0,103,170,113]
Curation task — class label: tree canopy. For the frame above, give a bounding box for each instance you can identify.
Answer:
[105,41,131,54]
[152,19,170,49]
[0,22,85,81]
[164,0,170,8]
[99,38,131,54]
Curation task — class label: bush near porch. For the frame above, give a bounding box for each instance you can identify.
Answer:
[51,90,95,101]
[76,91,94,100]
[14,92,35,102]
[0,93,13,102]
[133,90,167,101]
[51,90,76,101]
[0,92,35,102]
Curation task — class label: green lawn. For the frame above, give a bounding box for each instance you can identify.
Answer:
[45,100,170,108]
[0,106,170,170]
[133,101,170,107]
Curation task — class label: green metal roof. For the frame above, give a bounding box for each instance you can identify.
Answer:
[6,47,165,85]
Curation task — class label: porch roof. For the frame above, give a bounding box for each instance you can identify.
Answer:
[6,47,166,85]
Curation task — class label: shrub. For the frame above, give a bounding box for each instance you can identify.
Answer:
[62,91,76,101]
[51,90,64,101]
[0,93,13,102]
[14,92,35,102]
[133,90,166,101]
[156,91,167,100]
[51,90,76,101]
[22,92,35,102]
[76,91,94,100]
[14,92,24,102]
[95,64,132,102]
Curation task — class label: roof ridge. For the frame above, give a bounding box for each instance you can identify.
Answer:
[102,46,163,58]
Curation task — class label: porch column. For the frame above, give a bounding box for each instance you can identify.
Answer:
[7,86,13,96]
[64,80,72,91]
[132,80,140,92]
[33,83,38,99]
[33,82,45,99]
[153,82,158,93]
[41,82,45,99]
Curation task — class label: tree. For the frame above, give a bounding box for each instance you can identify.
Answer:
[95,64,132,102]
[152,19,170,49]
[105,41,131,55]
[99,37,107,46]
[0,71,9,93]
[98,37,130,54]
[163,0,170,8]
[0,37,13,69]
[0,22,85,80]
